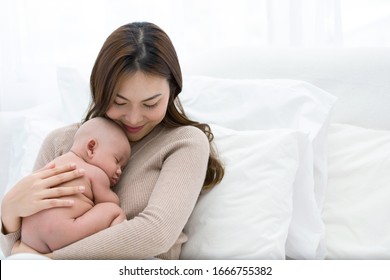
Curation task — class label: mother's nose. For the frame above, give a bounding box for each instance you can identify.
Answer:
[124,109,143,125]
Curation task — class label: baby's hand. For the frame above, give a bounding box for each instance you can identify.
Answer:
[110,210,126,227]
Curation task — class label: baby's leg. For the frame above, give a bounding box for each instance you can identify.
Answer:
[21,211,57,254]
[44,202,126,251]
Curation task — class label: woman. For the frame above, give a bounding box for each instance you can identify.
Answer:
[1,22,224,259]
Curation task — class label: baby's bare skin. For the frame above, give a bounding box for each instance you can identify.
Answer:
[19,118,130,254]
[21,152,125,253]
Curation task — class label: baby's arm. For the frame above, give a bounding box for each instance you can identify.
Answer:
[90,170,120,205]
[89,169,125,226]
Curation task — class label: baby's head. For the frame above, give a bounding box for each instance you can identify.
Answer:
[73,117,131,186]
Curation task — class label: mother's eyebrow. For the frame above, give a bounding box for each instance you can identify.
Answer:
[116,93,162,102]
[142,94,162,102]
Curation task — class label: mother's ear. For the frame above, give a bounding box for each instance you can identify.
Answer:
[87,139,97,158]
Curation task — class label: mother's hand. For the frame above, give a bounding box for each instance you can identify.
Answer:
[1,163,85,234]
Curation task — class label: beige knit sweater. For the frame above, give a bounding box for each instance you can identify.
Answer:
[1,123,209,259]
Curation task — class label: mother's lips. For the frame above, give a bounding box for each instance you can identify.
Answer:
[124,125,144,133]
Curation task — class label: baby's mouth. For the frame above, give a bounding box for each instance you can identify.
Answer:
[111,177,119,186]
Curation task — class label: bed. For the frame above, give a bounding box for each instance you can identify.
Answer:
[1,47,390,259]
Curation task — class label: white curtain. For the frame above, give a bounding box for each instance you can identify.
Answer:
[266,0,342,46]
[1,0,389,111]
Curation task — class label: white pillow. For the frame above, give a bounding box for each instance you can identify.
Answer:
[57,67,90,123]
[323,124,390,259]
[285,132,326,260]
[180,125,299,259]
[0,104,65,201]
[181,76,336,259]
[0,111,26,200]
[181,76,336,208]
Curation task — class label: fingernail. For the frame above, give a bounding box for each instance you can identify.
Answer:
[79,186,85,192]
[67,200,74,206]
[78,168,85,175]
[70,163,76,168]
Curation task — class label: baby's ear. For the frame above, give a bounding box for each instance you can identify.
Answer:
[87,139,97,158]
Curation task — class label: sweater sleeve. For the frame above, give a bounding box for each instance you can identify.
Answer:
[0,124,78,257]
[52,126,210,259]
[0,227,21,257]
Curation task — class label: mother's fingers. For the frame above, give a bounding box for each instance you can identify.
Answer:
[43,168,85,189]
[42,198,75,209]
[37,163,78,179]
[41,161,56,171]
[43,185,85,200]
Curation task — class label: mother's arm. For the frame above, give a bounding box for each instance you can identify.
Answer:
[0,123,83,256]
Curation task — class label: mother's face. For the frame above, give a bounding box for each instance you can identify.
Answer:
[106,71,170,143]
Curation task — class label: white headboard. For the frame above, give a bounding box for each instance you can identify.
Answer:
[182,47,390,130]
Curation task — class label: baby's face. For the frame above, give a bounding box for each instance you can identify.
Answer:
[98,139,131,186]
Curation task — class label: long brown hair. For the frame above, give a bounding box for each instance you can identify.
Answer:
[85,22,224,189]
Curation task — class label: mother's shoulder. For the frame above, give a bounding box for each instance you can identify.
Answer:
[163,125,208,142]
[44,122,81,145]
[154,125,210,158]
[48,122,81,137]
